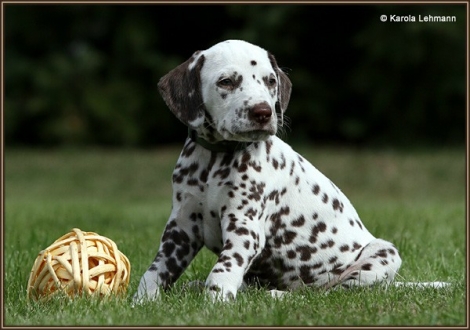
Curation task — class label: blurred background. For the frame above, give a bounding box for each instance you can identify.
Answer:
[4,3,467,148]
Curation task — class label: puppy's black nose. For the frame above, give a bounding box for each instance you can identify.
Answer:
[249,103,272,124]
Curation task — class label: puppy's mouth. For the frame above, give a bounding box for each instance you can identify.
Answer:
[227,128,275,142]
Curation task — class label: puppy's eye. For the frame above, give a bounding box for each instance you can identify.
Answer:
[262,75,277,88]
[218,78,233,87]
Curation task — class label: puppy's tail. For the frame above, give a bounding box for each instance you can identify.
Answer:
[390,281,451,288]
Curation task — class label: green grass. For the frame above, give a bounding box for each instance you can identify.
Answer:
[3,146,466,326]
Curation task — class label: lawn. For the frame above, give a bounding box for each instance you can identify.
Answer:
[3,145,467,326]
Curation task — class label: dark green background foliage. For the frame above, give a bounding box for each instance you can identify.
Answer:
[4,4,466,147]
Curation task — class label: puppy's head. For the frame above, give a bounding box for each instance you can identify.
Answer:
[158,40,292,143]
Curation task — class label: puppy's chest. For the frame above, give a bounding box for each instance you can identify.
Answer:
[174,139,369,253]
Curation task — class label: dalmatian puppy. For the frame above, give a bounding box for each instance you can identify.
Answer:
[134,40,443,303]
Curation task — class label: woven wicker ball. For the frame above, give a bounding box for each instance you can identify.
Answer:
[27,228,130,300]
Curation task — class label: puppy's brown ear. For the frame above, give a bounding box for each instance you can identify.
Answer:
[268,53,292,126]
[158,52,206,129]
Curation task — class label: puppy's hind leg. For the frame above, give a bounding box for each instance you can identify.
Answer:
[325,238,402,289]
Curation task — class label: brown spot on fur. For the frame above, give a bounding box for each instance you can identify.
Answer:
[283,231,297,244]
[287,250,296,259]
[312,184,320,195]
[355,220,363,230]
[299,265,315,283]
[291,215,305,227]
[340,244,349,252]
[233,253,244,266]
[361,263,373,271]
[309,222,327,243]
[235,227,250,236]
[332,198,340,210]
[244,240,250,249]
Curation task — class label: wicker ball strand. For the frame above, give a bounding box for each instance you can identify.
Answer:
[27,228,130,300]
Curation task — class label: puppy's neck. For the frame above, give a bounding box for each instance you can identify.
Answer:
[188,129,252,153]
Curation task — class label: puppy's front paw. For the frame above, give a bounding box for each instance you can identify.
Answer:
[132,272,161,305]
[206,284,236,302]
